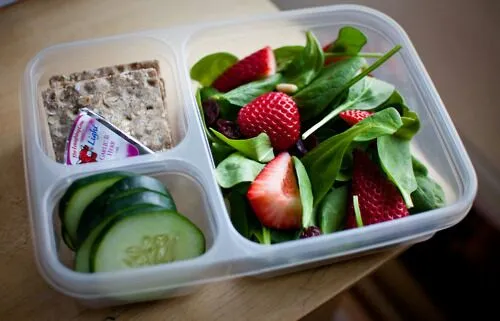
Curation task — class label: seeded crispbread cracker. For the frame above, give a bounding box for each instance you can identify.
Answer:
[42,67,173,162]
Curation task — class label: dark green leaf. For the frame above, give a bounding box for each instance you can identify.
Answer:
[326,26,368,55]
[228,192,250,239]
[228,192,264,241]
[377,135,418,207]
[282,31,324,89]
[210,129,274,163]
[318,186,348,234]
[233,182,251,195]
[410,175,446,213]
[215,153,265,189]
[295,45,401,122]
[200,87,220,101]
[396,107,420,140]
[292,156,314,228]
[270,229,299,243]
[274,46,304,72]
[412,156,428,176]
[302,76,395,139]
[215,74,283,107]
[294,57,366,121]
[190,52,238,86]
[302,108,403,205]
[210,141,234,165]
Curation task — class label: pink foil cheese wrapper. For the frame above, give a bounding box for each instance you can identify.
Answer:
[64,108,153,165]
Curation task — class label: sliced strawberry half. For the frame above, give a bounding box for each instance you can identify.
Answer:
[247,152,302,230]
[212,46,276,92]
[346,149,409,228]
[339,110,373,126]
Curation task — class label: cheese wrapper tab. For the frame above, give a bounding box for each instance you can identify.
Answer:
[64,108,153,165]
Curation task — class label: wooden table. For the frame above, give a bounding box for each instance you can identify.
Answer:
[0,1,402,320]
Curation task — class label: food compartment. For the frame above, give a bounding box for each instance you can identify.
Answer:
[26,156,229,305]
[25,35,187,166]
[184,6,475,248]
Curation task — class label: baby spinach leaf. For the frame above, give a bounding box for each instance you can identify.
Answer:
[233,182,251,195]
[282,31,324,89]
[274,45,304,72]
[412,156,428,176]
[228,192,250,239]
[396,107,420,140]
[215,74,283,107]
[302,108,403,205]
[410,175,445,213]
[302,76,395,139]
[228,191,264,241]
[292,156,314,228]
[325,26,368,55]
[317,186,348,234]
[270,229,299,243]
[377,135,418,207]
[296,45,401,122]
[215,153,265,188]
[199,87,220,101]
[210,141,234,165]
[211,129,274,163]
[294,57,366,121]
[190,52,238,86]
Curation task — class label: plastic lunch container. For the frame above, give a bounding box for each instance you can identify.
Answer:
[19,4,477,307]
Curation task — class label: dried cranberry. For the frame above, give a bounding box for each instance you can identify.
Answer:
[202,99,220,126]
[216,119,241,139]
[299,226,321,239]
[289,139,308,157]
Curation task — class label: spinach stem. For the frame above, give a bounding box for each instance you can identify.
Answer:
[325,52,385,58]
[301,45,402,140]
[262,227,272,245]
[353,195,364,227]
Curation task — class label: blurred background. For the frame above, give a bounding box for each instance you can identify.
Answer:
[273,0,499,320]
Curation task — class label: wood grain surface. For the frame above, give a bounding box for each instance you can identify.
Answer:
[0,1,402,320]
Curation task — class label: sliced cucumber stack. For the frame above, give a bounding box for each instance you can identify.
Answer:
[59,171,133,248]
[58,171,206,273]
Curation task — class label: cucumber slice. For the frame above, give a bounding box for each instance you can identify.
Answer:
[62,228,75,251]
[76,190,177,245]
[90,209,205,272]
[75,205,164,272]
[59,171,133,247]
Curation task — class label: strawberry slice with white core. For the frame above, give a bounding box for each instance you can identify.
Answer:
[247,152,302,230]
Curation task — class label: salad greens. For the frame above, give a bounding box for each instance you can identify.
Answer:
[292,157,314,228]
[281,31,324,90]
[211,130,274,163]
[190,26,446,245]
[190,52,238,86]
[302,107,403,205]
[324,26,367,55]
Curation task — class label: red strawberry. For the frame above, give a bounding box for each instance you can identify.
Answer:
[212,46,276,92]
[247,152,302,230]
[346,149,409,228]
[339,110,373,126]
[237,92,300,150]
